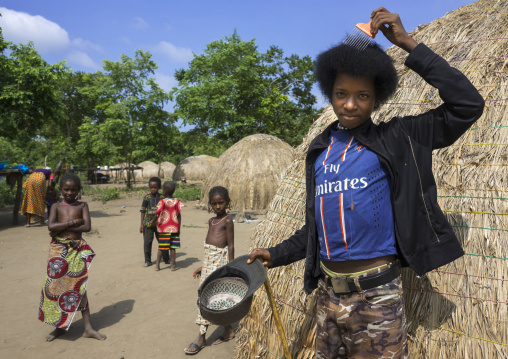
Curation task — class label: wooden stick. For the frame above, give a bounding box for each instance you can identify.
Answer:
[264,277,292,359]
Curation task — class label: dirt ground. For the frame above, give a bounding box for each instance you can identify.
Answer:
[0,190,262,359]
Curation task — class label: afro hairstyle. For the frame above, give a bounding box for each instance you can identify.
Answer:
[314,42,398,110]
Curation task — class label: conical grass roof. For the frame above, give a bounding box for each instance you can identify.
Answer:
[199,134,295,213]
[235,1,507,358]
[133,161,161,180]
[160,161,176,179]
[173,156,212,182]
[197,155,218,167]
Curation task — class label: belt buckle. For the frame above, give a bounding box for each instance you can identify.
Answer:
[330,277,351,294]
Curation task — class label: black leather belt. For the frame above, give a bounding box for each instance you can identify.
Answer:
[324,260,401,294]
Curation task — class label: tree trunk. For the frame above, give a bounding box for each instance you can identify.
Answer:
[53,157,65,185]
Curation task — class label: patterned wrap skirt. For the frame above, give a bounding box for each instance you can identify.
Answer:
[196,243,229,326]
[38,237,95,330]
[20,172,47,224]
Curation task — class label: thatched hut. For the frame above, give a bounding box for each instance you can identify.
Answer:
[172,156,212,182]
[235,1,507,358]
[199,134,295,213]
[197,155,218,167]
[133,161,161,181]
[160,161,176,179]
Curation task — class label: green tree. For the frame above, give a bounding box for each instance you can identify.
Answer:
[0,40,65,140]
[78,50,175,186]
[170,31,318,149]
[0,20,66,167]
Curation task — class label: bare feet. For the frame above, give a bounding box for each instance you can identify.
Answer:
[46,328,66,342]
[144,261,152,267]
[83,329,107,340]
[155,266,160,272]
[171,266,180,271]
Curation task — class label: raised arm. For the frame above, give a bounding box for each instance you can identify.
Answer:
[370,8,484,148]
[370,7,418,53]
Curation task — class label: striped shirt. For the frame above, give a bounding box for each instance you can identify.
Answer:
[314,129,397,261]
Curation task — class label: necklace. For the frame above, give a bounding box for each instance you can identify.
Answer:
[211,215,228,226]
[62,199,78,206]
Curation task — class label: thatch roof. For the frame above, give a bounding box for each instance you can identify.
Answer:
[235,1,507,358]
[172,156,212,182]
[197,155,218,167]
[199,134,295,213]
[160,161,176,179]
[133,161,161,180]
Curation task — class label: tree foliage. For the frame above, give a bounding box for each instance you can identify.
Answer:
[170,31,319,149]
[0,40,65,139]
[0,23,321,177]
[77,50,175,185]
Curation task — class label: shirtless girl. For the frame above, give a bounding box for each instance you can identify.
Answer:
[184,186,235,355]
[39,174,106,342]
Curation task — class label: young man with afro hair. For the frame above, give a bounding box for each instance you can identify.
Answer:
[248,7,484,358]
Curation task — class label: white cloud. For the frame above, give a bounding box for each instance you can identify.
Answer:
[132,17,149,30]
[0,8,104,71]
[66,50,100,70]
[154,71,178,92]
[153,41,193,63]
[71,38,103,53]
[0,7,70,53]
[121,36,131,44]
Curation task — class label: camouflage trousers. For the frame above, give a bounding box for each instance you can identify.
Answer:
[315,276,408,359]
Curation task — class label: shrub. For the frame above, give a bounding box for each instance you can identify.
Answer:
[174,184,202,202]
[94,187,120,204]
[0,181,16,208]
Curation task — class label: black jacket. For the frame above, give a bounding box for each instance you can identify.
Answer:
[267,43,485,294]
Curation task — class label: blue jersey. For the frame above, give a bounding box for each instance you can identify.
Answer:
[314,129,397,261]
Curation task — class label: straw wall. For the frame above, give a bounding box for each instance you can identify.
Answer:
[235,1,508,358]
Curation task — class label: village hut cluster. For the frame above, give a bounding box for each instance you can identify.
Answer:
[105,161,177,183]
[234,1,508,358]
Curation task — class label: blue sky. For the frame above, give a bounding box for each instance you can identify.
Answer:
[1,0,474,109]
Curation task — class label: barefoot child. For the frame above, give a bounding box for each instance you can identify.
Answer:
[139,177,169,267]
[184,186,235,355]
[39,174,106,342]
[152,181,183,271]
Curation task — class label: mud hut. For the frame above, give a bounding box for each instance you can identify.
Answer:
[235,1,507,358]
[160,161,176,179]
[199,134,295,213]
[197,155,218,167]
[172,156,212,182]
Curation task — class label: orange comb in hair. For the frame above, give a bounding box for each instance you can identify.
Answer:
[343,19,376,50]
[356,20,375,38]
